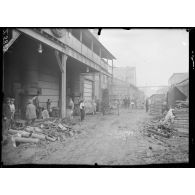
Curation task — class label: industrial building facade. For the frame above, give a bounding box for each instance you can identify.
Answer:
[3,28,116,118]
[110,78,145,108]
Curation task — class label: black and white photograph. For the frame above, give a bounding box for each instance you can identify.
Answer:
[1,0,195,194]
[1,28,192,167]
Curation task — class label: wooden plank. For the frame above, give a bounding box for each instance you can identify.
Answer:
[84,84,93,89]
[84,88,92,93]
[147,129,170,138]
[12,137,40,144]
[173,124,189,128]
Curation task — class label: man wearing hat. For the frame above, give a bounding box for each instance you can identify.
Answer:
[10,98,16,128]
[2,97,12,144]
[79,99,85,121]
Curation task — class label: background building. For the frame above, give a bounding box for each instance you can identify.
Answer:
[3,28,116,118]
[167,73,189,108]
[168,72,188,86]
[113,66,136,86]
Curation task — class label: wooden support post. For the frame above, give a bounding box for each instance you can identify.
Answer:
[55,50,67,118]
[61,54,68,118]
[92,73,95,99]
[99,72,102,100]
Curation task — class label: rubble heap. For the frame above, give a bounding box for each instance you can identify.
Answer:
[143,100,189,139]
[143,117,176,139]
[8,118,80,147]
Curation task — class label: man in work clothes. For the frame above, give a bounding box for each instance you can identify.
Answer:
[80,100,85,121]
[2,97,12,144]
[145,98,149,112]
[68,97,74,120]
[32,91,41,119]
[10,98,16,128]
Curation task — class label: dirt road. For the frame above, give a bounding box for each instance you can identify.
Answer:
[2,109,189,165]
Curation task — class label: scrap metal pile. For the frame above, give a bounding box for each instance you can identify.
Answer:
[8,118,80,147]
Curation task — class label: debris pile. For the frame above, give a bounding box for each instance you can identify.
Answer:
[143,117,176,139]
[8,118,79,147]
[143,102,189,139]
[172,100,189,135]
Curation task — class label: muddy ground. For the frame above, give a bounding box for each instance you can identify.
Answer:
[1,109,189,165]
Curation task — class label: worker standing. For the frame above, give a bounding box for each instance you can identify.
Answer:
[145,98,149,112]
[131,99,135,110]
[2,97,12,144]
[32,91,41,119]
[46,99,52,116]
[80,99,85,121]
[10,98,16,128]
[69,97,74,120]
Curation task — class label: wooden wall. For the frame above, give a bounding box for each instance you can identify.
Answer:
[38,49,60,108]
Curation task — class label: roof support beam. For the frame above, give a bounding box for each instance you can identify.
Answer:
[3,29,21,53]
[54,50,64,73]
[18,28,111,77]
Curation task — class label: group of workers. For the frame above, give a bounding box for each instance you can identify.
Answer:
[68,97,96,121]
[2,94,52,129]
[123,97,136,109]
[2,97,15,134]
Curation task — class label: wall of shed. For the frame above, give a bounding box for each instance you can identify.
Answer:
[38,50,60,108]
[167,87,186,108]
[3,35,61,119]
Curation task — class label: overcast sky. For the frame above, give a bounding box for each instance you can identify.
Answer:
[99,29,189,87]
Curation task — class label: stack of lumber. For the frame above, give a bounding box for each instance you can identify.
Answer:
[173,108,189,133]
[149,100,163,116]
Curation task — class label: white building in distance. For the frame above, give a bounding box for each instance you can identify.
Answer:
[113,66,136,86]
